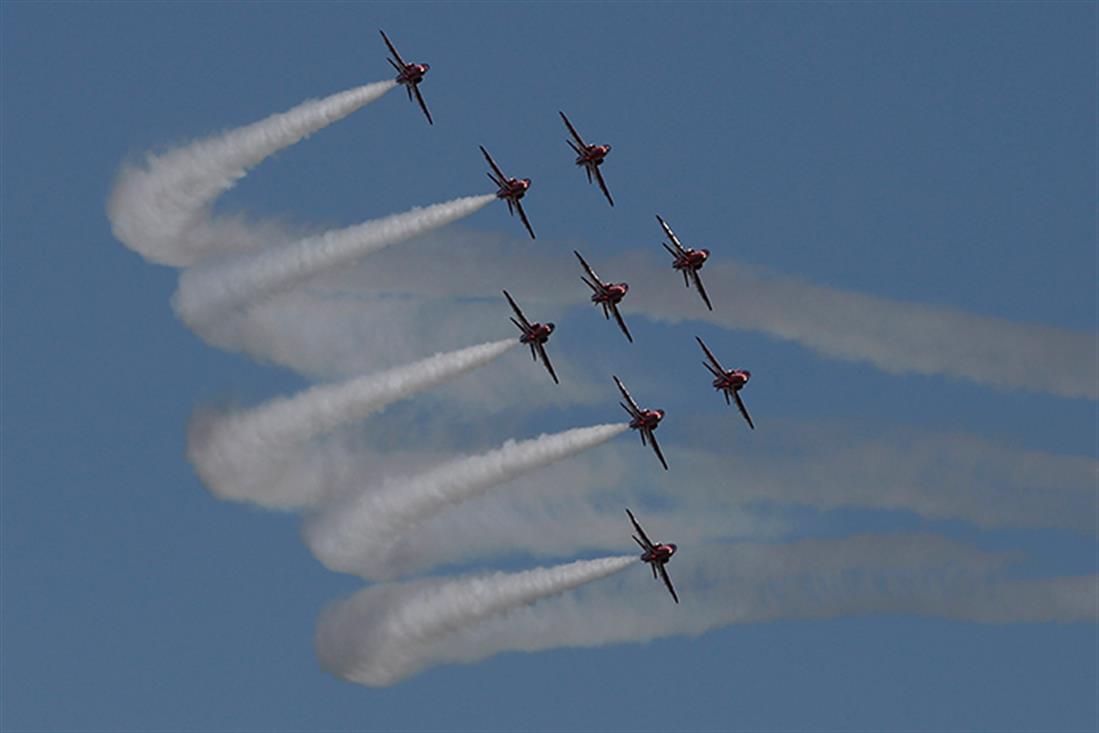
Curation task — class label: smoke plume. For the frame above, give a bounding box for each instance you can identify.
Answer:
[108,81,396,267]
[173,195,497,327]
[316,534,1097,687]
[305,423,629,578]
[188,339,518,508]
[316,555,635,687]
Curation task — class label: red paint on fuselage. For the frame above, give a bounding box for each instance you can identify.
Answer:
[395,62,429,87]
[642,543,677,564]
[714,369,750,392]
[497,178,531,202]
[519,322,554,345]
[591,282,628,305]
[631,408,665,432]
[576,144,611,167]
[672,248,710,272]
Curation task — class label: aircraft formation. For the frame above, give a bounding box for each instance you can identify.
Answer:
[381,30,758,605]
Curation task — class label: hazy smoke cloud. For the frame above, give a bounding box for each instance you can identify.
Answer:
[316,555,635,687]
[305,423,629,579]
[316,534,1097,687]
[108,81,396,267]
[188,339,518,508]
[173,195,496,327]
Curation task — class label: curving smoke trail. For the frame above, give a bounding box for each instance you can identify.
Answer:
[188,338,519,508]
[305,423,630,578]
[316,555,635,687]
[316,534,1098,687]
[173,194,497,327]
[312,236,1098,400]
[108,81,397,267]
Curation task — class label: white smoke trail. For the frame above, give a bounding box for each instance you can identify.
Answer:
[316,555,635,687]
[108,81,397,267]
[312,234,1098,400]
[188,339,519,508]
[305,423,630,578]
[316,534,1098,687]
[173,194,497,328]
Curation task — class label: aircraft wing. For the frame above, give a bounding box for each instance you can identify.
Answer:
[379,30,407,67]
[411,84,433,125]
[695,337,726,374]
[625,509,655,550]
[733,391,756,430]
[661,241,682,263]
[559,111,588,148]
[502,290,532,330]
[657,563,679,603]
[514,199,536,239]
[609,302,633,343]
[535,342,559,384]
[592,165,615,207]
[648,429,669,470]
[480,146,508,183]
[573,250,603,287]
[613,375,641,414]
[689,269,714,311]
[656,215,684,253]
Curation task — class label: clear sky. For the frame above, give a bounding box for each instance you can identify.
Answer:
[2,2,1096,731]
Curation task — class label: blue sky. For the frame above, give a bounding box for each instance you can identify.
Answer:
[2,2,1095,731]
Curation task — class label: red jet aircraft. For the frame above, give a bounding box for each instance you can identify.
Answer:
[657,215,713,311]
[380,30,433,125]
[559,111,614,207]
[575,251,632,343]
[503,290,558,384]
[481,146,535,240]
[626,508,678,603]
[697,336,754,429]
[614,375,668,470]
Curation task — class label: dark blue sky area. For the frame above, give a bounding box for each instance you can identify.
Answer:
[3,3,1095,730]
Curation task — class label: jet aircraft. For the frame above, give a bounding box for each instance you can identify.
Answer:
[575,251,632,342]
[657,215,713,311]
[613,375,667,470]
[503,290,558,384]
[626,508,678,603]
[697,336,754,429]
[481,146,535,239]
[559,111,614,206]
[380,30,433,125]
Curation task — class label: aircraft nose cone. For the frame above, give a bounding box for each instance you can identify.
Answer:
[546,323,555,333]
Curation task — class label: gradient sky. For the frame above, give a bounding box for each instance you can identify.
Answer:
[2,2,1096,731]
